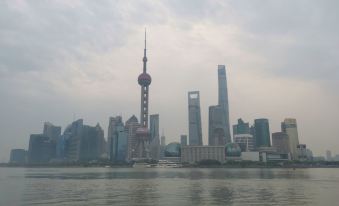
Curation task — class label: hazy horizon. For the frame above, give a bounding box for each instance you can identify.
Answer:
[1,0,339,162]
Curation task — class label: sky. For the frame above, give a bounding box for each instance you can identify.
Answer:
[1,0,339,162]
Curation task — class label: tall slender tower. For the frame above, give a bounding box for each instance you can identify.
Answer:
[135,30,152,159]
[218,65,231,144]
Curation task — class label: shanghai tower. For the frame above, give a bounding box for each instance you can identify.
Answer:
[218,65,231,144]
[135,31,152,159]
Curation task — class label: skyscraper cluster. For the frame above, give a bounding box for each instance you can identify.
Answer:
[187,65,232,147]
[7,33,327,165]
[9,32,161,164]
[185,64,313,162]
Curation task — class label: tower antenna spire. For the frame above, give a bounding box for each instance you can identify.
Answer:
[144,28,147,51]
[143,28,147,73]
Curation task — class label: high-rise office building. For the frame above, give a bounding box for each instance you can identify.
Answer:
[208,105,225,145]
[233,118,250,135]
[9,149,27,164]
[254,119,271,148]
[135,31,152,159]
[63,119,105,161]
[125,115,139,160]
[64,119,83,161]
[79,123,105,161]
[188,91,203,145]
[42,122,61,159]
[272,132,290,154]
[181,135,188,146]
[108,116,127,162]
[28,134,55,163]
[149,114,159,143]
[114,126,128,162]
[281,118,299,160]
[56,134,67,160]
[160,135,166,146]
[160,132,166,159]
[149,114,160,160]
[217,65,231,143]
[43,122,61,140]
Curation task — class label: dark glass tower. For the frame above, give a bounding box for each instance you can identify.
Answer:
[233,118,250,135]
[254,118,271,147]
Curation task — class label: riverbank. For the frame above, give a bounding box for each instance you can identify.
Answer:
[2,161,339,168]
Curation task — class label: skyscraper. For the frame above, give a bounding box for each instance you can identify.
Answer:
[135,31,152,159]
[208,65,231,145]
[149,114,160,160]
[108,116,127,162]
[233,118,250,135]
[208,105,225,145]
[160,132,166,146]
[9,149,27,164]
[217,65,231,144]
[160,131,166,159]
[188,91,203,145]
[63,119,105,162]
[64,119,83,161]
[254,118,271,148]
[43,122,61,141]
[272,132,290,154]
[149,114,159,143]
[42,122,61,159]
[125,115,139,160]
[79,123,104,161]
[181,135,188,146]
[281,118,299,160]
[28,134,54,163]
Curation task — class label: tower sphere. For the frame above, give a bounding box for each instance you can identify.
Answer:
[138,73,152,86]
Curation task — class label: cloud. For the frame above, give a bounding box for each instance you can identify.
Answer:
[1,0,339,161]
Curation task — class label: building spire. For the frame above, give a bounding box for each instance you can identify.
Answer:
[143,28,147,73]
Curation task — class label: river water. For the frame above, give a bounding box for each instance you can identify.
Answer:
[0,167,338,205]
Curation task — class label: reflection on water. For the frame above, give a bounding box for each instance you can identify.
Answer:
[1,168,339,205]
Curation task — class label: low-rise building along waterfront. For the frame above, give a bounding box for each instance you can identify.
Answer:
[181,145,225,164]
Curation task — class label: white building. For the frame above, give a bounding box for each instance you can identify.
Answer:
[181,146,225,164]
[234,134,254,151]
[241,152,260,161]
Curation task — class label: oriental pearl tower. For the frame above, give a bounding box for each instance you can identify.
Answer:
[135,30,152,159]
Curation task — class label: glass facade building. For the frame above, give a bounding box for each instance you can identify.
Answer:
[254,119,271,148]
[188,91,203,146]
[233,118,250,135]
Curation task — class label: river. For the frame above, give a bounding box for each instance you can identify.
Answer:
[1,167,338,205]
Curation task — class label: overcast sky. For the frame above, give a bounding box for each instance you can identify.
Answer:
[1,0,339,162]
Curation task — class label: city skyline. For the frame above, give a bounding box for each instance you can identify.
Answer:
[1,1,339,161]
